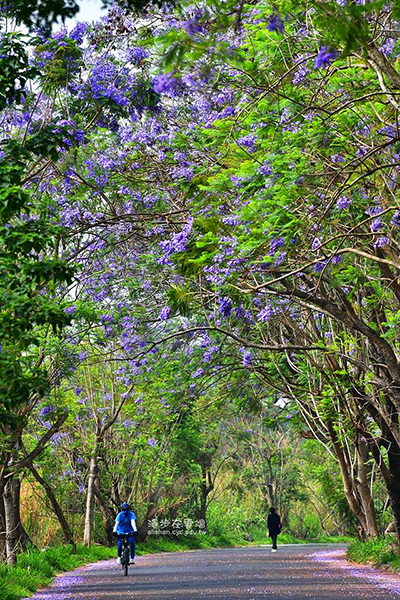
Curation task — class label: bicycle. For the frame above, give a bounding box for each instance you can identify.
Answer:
[117,533,136,576]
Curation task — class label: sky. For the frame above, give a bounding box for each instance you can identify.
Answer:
[65,0,107,28]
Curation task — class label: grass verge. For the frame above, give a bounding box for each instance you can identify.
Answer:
[347,537,400,570]
[0,544,115,600]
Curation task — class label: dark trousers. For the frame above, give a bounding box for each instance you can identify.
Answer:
[117,536,136,559]
[270,533,278,549]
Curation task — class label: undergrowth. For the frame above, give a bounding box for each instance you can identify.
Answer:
[347,537,400,570]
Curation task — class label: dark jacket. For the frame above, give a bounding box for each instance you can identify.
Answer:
[267,512,281,535]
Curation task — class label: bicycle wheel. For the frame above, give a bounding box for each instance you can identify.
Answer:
[123,546,129,576]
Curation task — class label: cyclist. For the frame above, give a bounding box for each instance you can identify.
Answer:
[113,502,137,564]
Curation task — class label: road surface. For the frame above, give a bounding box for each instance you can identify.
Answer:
[28,544,400,599]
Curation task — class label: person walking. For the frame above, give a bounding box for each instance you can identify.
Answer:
[267,507,281,552]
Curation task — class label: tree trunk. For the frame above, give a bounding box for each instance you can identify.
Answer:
[356,439,379,539]
[28,464,74,547]
[83,455,98,546]
[327,421,368,537]
[386,444,400,546]
[137,493,158,543]
[264,456,275,508]
[197,462,213,532]
[3,475,32,563]
[93,477,114,547]
[0,480,6,561]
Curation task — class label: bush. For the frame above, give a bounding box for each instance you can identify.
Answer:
[347,538,400,570]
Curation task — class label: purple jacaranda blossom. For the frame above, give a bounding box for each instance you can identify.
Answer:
[293,63,311,85]
[159,306,171,320]
[193,367,204,378]
[153,73,184,96]
[147,437,157,447]
[235,304,244,319]
[257,304,272,322]
[370,218,383,232]
[77,457,84,464]
[314,46,338,69]
[159,218,193,263]
[269,237,284,255]
[366,204,382,216]
[65,306,76,314]
[218,297,232,318]
[238,133,258,152]
[313,260,328,272]
[79,484,85,493]
[311,237,322,250]
[40,405,54,417]
[374,236,389,248]
[336,196,352,210]
[125,46,149,64]
[391,210,400,227]
[241,348,252,366]
[332,254,343,264]
[74,388,82,396]
[380,38,397,56]
[275,251,287,266]
[331,153,345,163]
[378,124,397,139]
[184,16,203,38]
[267,13,284,33]
[259,160,273,176]
[69,22,88,44]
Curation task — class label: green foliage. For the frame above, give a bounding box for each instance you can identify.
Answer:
[0,34,39,111]
[347,538,400,570]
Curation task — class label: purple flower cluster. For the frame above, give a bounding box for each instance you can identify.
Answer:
[314,46,338,70]
[69,22,89,45]
[153,73,185,97]
[159,306,171,320]
[238,133,258,152]
[240,347,252,366]
[218,297,233,318]
[292,63,311,85]
[183,12,204,38]
[267,13,284,33]
[193,367,204,378]
[269,237,284,255]
[336,196,352,210]
[391,210,400,228]
[159,218,194,263]
[259,160,273,176]
[370,218,383,232]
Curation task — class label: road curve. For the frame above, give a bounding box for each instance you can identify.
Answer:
[27,544,400,600]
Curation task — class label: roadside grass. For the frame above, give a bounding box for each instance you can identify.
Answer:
[0,545,115,600]
[1,532,354,600]
[347,537,400,570]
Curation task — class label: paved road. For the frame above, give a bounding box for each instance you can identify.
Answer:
[29,544,400,600]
